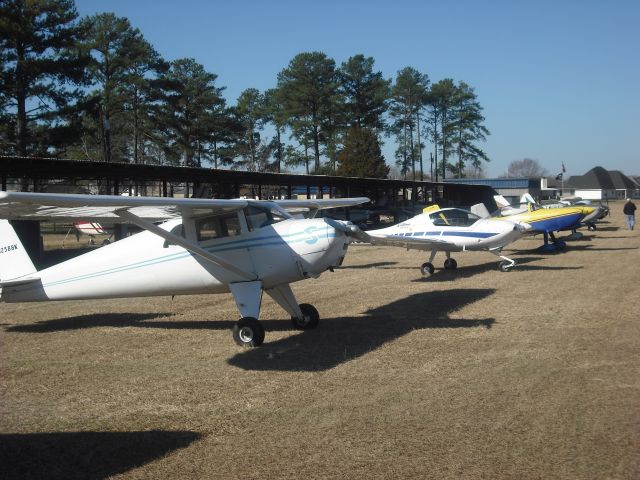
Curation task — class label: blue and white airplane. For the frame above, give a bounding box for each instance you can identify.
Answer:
[360,205,531,275]
[0,191,368,347]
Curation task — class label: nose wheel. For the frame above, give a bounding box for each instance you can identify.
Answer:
[420,262,435,276]
[233,317,265,347]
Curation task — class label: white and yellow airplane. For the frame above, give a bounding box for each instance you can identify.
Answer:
[0,192,368,347]
[359,205,531,275]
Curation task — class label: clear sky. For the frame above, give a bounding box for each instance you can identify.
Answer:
[76,0,639,177]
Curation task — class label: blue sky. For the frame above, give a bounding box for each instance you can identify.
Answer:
[76,0,639,177]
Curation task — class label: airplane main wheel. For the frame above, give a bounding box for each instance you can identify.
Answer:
[102,239,111,246]
[420,262,435,276]
[291,303,319,330]
[444,258,457,270]
[499,261,512,272]
[233,317,265,347]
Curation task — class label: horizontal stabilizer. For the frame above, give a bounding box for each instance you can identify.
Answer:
[0,276,41,287]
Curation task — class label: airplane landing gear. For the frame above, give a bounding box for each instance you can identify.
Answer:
[444,258,457,270]
[420,250,438,276]
[499,261,512,272]
[490,248,516,272]
[420,262,435,276]
[291,303,319,330]
[233,317,265,347]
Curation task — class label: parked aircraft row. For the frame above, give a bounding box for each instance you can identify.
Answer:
[0,191,603,347]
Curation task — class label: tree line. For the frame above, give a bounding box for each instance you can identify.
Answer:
[0,0,490,180]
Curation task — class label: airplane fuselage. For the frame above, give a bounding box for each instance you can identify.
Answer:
[2,218,349,302]
[368,215,521,252]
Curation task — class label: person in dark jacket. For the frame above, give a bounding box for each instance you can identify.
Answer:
[623,198,636,230]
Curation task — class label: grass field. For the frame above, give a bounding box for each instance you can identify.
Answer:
[1,202,639,479]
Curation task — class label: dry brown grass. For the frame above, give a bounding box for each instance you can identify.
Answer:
[1,201,639,479]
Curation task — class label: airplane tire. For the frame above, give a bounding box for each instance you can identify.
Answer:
[444,258,457,270]
[499,261,511,272]
[420,262,435,276]
[102,239,111,245]
[233,317,265,347]
[291,303,319,330]
[588,224,596,231]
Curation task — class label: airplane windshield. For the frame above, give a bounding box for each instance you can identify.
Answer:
[429,209,481,227]
[245,204,291,231]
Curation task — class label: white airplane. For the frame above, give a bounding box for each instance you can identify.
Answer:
[0,192,368,347]
[359,205,531,275]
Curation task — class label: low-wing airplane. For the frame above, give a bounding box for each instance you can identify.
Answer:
[491,200,593,252]
[0,192,368,347]
[358,205,531,275]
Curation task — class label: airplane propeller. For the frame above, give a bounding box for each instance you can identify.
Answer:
[323,217,370,242]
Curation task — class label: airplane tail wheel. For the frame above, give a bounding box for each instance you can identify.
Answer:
[420,262,435,276]
[499,261,512,272]
[444,258,457,270]
[291,303,319,330]
[233,317,265,347]
[588,224,596,231]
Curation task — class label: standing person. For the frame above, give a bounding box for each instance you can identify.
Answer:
[623,198,636,230]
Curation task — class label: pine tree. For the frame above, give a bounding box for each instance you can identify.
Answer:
[337,125,389,178]
[277,52,340,173]
[0,0,84,158]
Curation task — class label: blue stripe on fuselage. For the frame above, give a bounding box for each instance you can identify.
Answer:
[393,231,497,239]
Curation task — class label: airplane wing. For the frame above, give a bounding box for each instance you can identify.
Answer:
[0,191,248,222]
[274,197,370,215]
[360,232,452,251]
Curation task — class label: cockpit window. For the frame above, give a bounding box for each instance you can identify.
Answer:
[429,209,481,227]
[195,212,242,242]
[245,204,291,231]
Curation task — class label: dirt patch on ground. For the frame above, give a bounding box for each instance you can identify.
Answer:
[1,202,639,479]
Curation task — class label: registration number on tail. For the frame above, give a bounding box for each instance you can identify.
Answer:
[0,244,18,254]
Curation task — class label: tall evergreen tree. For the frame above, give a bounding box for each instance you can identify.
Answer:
[277,52,339,173]
[263,87,287,172]
[338,54,390,132]
[388,67,429,180]
[79,13,162,163]
[0,0,84,158]
[428,78,457,179]
[337,125,389,178]
[153,58,226,167]
[233,88,266,171]
[449,81,490,177]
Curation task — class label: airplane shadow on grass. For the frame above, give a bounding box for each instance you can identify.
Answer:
[339,261,398,269]
[406,256,576,281]
[7,290,496,372]
[228,288,496,372]
[0,430,200,480]
[565,245,638,252]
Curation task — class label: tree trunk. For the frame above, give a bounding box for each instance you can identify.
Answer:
[416,109,423,180]
[16,45,28,157]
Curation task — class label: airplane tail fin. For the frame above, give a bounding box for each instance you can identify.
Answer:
[0,220,38,282]
[470,203,490,218]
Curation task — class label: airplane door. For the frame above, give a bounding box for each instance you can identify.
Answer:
[193,211,258,278]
